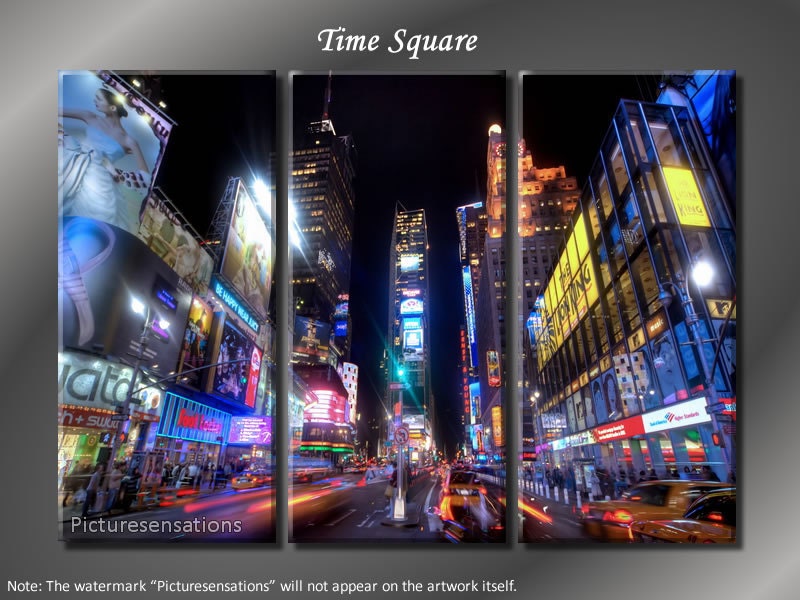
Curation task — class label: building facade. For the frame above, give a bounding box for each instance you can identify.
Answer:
[529,97,736,484]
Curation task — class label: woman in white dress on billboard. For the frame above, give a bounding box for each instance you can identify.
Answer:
[59,87,151,230]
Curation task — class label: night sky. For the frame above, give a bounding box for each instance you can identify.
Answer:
[522,74,662,184]
[149,73,505,458]
[292,74,505,458]
[144,73,660,459]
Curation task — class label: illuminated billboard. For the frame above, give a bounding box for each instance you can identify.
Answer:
[487,350,501,387]
[228,415,273,445]
[400,297,424,315]
[219,179,275,318]
[663,167,711,227]
[210,319,256,407]
[177,296,214,388]
[462,266,478,367]
[59,70,171,236]
[138,190,214,295]
[469,382,481,425]
[293,316,331,364]
[402,328,424,362]
[536,214,599,370]
[491,405,504,448]
[303,389,347,424]
[400,254,420,272]
[59,216,191,378]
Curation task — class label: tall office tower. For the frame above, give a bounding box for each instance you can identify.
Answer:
[386,206,434,462]
[518,138,581,449]
[290,77,358,468]
[456,202,488,455]
[290,81,357,348]
[473,126,508,457]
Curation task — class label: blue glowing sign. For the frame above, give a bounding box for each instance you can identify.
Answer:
[211,276,259,333]
[462,267,478,368]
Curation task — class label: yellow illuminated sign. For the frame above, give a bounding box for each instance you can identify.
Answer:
[663,167,711,227]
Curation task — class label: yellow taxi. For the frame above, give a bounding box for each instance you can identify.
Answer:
[230,469,272,490]
[580,480,730,542]
[628,488,736,544]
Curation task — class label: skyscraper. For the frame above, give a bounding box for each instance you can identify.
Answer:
[386,206,434,461]
[290,103,357,342]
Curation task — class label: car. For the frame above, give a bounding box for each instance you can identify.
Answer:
[438,490,506,543]
[438,470,484,505]
[629,487,736,544]
[230,469,273,490]
[580,479,730,542]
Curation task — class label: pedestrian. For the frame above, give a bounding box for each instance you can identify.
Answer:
[386,461,398,513]
[647,469,658,480]
[81,463,105,518]
[589,471,602,499]
[105,462,123,514]
[638,470,647,483]
[701,465,720,482]
[171,463,181,487]
[120,467,142,512]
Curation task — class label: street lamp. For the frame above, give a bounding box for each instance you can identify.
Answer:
[658,264,733,476]
[106,299,168,479]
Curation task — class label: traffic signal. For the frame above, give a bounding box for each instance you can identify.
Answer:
[396,362,406,380]
[711,431,725,447]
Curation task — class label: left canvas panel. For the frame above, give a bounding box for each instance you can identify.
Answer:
[58,71,278,542]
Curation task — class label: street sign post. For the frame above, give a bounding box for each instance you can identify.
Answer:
[389,382,408,391]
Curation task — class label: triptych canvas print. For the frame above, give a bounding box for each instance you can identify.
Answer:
[58,70,736,544]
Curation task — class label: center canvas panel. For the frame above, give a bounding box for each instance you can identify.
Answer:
[288,72,508,543]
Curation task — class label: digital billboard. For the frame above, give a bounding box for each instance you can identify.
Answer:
[292,316,331,364]
[487,350,501,387]
[177,296,213,388]
[138,190,214,295]
[59,70,172,236]
[59,216,191,378]
[491,405,504,448]
[402,328,424,362]
[210,319,256,406]
[219,179,275,318]
[400,297,424,315]
[228,416,273,445]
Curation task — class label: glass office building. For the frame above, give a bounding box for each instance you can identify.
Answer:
[530,98,736,483]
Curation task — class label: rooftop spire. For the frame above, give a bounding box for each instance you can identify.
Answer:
[322,70,333,121]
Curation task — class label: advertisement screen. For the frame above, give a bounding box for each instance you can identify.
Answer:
[245,346,262,409]
[137,190,214,295]
[303,389,347,424]
[400,297,424,315]
[219,180,275,318]
[228,416,273,445]
[487,350,501,387]
[177,296,213,388]
[211,320,256,406]
[402,328,424,362]
[59,216,191,378]
[59,70,171,236]
[491,405,504,448]
[293,316,331,364]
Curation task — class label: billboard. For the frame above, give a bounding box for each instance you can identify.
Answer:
[137,190,214,295]
[462,266,478,367]
[487,350,501,387]
[303,389,347,424]
[177,297,213,388]
[403,329,424,361]
[400,297,424,315]
[491,405,504,448]
[228,416,273,445]
[469,382,481,425]
[59,70,171,236]
[59,216,191,378]
[210,319,256,406]
[400,254,420,272]
[219,179,275,318]
[158,393,231,444]
[293,316,331,364]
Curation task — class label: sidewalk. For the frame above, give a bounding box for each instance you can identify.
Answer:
[58,481,233,523]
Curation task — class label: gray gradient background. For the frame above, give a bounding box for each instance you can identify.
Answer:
[2,0,796,598]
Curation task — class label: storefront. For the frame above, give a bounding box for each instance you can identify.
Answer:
[58,351,163,483]
[154,392,231,481]
[544,397,732,481]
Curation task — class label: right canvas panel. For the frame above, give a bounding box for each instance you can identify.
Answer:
[518,72,737,544]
